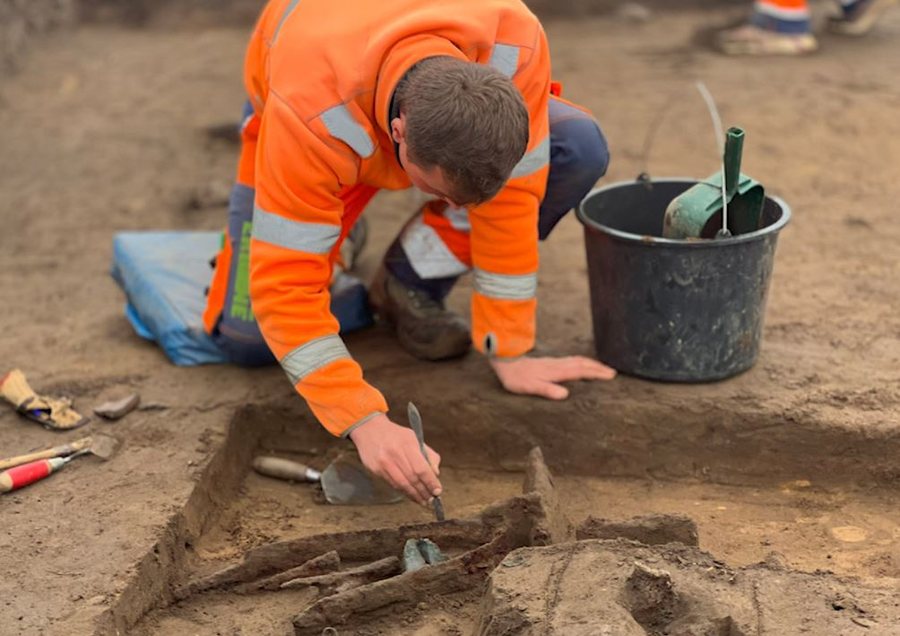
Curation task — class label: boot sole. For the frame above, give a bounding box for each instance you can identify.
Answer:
[397,326,471,361]
[718,34,818,56]
[828,0,898,35]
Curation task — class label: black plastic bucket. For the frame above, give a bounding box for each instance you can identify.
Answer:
[576,177,791,382]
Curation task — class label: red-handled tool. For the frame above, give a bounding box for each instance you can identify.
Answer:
[0,450,88,493]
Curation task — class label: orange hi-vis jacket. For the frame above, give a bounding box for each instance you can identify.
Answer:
[243,0,551,436]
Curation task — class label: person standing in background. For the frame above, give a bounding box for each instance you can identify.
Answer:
[717,0,897,55]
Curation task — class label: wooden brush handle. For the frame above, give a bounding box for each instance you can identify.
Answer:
[0,437,92,470]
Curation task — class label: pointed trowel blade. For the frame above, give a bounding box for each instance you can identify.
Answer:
[320,455,404,506]
[407,402,445,522]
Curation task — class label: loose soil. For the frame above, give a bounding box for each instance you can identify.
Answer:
[478,540,900,635]
[1,3,899,635]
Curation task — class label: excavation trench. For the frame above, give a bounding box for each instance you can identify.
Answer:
[92,402,900,635]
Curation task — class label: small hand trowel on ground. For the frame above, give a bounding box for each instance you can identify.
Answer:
[252,454,403,505]
[663,126,765,239]
[0,434,121,493]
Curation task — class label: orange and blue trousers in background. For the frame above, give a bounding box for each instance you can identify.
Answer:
[752,0,867,32]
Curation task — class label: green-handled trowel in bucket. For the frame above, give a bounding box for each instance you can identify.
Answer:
[663,85,766,239]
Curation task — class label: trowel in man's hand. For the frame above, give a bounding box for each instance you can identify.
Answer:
[253,454,403,505]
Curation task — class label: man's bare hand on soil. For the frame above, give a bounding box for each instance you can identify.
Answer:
[490,355,616,400]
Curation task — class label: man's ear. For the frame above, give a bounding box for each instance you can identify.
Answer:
[390,115,406,145]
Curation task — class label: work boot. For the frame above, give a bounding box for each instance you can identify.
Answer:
[368,267,471,361]
[716,24,818,56]
[828,0,897,35]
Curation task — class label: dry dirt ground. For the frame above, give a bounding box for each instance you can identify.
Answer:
[1,3,899,635]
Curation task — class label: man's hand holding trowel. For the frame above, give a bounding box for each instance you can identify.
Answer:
[254,405,442,510]
[350,412,442,508]
[349,355,616,509]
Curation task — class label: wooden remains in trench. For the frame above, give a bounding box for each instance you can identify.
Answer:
[174,447,700,635]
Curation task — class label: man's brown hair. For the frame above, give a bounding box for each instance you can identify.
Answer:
[396,57,529,205]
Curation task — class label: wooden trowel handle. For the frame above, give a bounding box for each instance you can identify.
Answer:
[0,437,92,470]
[252,456,321,483]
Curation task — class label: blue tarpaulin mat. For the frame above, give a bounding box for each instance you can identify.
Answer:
[112,232,230,366]
[111,231,374,367]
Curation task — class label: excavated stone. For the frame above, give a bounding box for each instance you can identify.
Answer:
[624,562,678,631]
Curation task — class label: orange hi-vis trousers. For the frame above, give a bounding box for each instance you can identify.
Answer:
[753,0,864,31]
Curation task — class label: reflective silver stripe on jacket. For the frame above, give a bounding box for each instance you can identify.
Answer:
[282,335,351,385]
[444,206,471,232]
[401,216,470,279]
[320,105,375,158]
[240,112,255,133]
[252,205,340,254]
[489,43,520,78]
[272,0,301,44]
[510,135,550,179]
[473,269,537,300]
